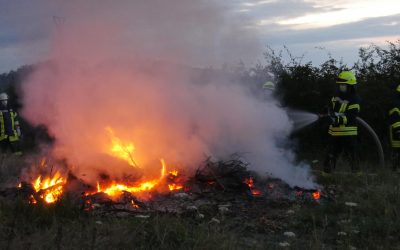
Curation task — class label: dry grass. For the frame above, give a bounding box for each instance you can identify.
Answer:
[0,155,399,249]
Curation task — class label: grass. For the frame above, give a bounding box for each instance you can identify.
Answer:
[290,169,400,250]
[0,197,246,250]
[0,155,400,249]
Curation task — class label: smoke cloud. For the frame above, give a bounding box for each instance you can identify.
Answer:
[21,0,315,188]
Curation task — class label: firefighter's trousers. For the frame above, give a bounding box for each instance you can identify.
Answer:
[324,135,358,172]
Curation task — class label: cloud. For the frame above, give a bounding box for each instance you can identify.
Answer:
[258,13,400,65]
[278,0,400,29]
[1,0,399,71]
[263,14,400,46]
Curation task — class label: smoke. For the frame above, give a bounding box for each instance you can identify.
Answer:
[21,0,315,188]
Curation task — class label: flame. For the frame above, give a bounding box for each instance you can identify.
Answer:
[106,127,138,167]
[98,181,158,197]
[29,195,37,204]
[32,171,66,203]
[244,177,262,197]
[83,199,95,211]
[168,183,183,191]
[27,155,183,204]
[250,189,262,196]
[169,170,179,177]
[244,177,255,188]
[130,200,139,209]
[95,159,177,198]
[312,191,321,200]
[40,158,47,168]
[160,159,166,180]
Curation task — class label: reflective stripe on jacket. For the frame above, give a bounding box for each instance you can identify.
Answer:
[389,106,400,148]
[0,109,19,142]
[328,96,360,136]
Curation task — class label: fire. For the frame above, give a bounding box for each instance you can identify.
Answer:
[131,200,139,209]
[244,177,262,197]
[40,157,47,168]
[167,169,183,191]
[250,189,262,196]
[169,170,179,176]
[106,127,138,167]
[32,171,66,203]
[97,181,158,197]
[244,177,255,188]
[29,195,37,204]
[23,134,185,204]
[94,159,182,198]
[168,183,183,191]
[312,191,321,200]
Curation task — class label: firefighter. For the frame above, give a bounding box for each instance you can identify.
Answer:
[388,84,400,171]
[323,71,360,173]
[0,93,22,155]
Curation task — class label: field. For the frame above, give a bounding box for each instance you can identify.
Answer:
[0,155,399,250]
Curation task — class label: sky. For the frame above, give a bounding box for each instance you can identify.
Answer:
[0,0,399,73]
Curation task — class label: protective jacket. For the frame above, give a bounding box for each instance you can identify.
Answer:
[328,92,360,136]
[389,99,400,148]
[0,109,20,142]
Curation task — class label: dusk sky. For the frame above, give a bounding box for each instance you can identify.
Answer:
[0,0,399,73]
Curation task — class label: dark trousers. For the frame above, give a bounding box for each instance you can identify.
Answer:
[0,139,21,154]
[324,135,358,172]
[391,148,400,170]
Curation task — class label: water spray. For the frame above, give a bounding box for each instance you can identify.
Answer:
[287,110,385,167]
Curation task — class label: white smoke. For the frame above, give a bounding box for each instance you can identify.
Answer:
[20,0,315,188]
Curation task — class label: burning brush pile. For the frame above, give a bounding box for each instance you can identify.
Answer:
[1,150,323,218]
[0,126,324,220]
[4,0,326,223]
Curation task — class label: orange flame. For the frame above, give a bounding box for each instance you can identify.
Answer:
[98,181,158,197]
[312,191,321,200]
[130,200,139,209]
[106,127,138,167]
[244,177,262,197]
[95,159,174,198]
[244,177,255,188]
[169,170,179,177]
[32,171,66,203]
[168,183,183,191]
[29,195,37,204]
[40,157,47,168]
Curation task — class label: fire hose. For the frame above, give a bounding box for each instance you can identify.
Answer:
[318,114,385,168]
[355,117,385,168]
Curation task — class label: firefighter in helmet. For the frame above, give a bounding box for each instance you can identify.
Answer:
[388,84,400,171]
[323,71,360,173]
[0,93,22,155]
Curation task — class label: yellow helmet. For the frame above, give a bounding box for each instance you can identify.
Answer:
[262,81,275,90]
[336,71,357,85]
